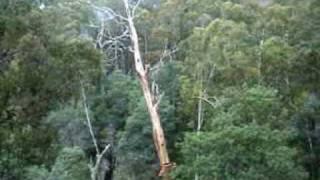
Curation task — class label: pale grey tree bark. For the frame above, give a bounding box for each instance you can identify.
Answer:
[80,81,110,180]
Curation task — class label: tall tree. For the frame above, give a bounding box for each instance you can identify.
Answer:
[123,0,174,176]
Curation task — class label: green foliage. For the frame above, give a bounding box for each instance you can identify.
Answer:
[207,86,283,128]
[0,0,100,179]
[114,99,157,180]
[92,71,141,128]
[174,85,306,180]
[46,103,92,150]
[174,126,306,180]
[0,0,319,179]
[292,94,320,180]
[24,165,49,180]
[24,147,90,180]
[115,96,176,180]
[0,151,24,180]
[48,147,90,180]
[183,18,255,83]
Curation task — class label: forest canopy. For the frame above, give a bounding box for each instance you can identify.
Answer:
[0,0,319,180]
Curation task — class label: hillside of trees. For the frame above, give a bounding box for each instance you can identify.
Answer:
[0,0,319,180]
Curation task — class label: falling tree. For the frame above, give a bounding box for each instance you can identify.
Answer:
[89,0,175,177]
[122,0,174,176]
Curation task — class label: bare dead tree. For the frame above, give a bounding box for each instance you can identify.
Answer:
[123,0,174,176]
[80,80,110,180]
[87,0,175,176]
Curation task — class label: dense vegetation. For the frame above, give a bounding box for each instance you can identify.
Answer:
[0,0,319,179]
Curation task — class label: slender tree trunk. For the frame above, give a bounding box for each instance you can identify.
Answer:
[123,0,173,176]
[80,82,110,180]
[195,86,204,180]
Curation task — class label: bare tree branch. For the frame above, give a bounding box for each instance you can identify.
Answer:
[86,0,175,177]
[194,96,221,109]
[80,79,111,180]
[88,2,128,22]
[159,43,178,63]
[154,93,164,110]
[94,144,111,179]
[132,0,142,16]
[80,80,100,154]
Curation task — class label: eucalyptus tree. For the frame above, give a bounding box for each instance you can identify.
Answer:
[88,0,177,177]
[0,0,100,179]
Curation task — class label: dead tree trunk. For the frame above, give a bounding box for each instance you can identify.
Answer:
[123,0,174,176]
[80,81,110,180]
